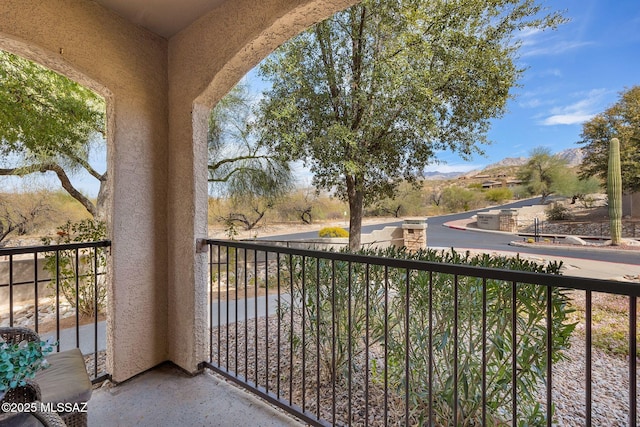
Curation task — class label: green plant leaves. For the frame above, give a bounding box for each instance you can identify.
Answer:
[0,338,55,392]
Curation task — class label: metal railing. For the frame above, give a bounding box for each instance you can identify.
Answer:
[0,241,111,383]
[517,218,640,239]
[203,239,639,426]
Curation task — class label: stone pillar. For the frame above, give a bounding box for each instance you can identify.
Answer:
[499,209,518,233]
[402,219,428,251]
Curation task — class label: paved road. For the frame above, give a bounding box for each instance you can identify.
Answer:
[261,198,640,265]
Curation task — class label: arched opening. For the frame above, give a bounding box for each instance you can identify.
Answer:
[0,43,112,382]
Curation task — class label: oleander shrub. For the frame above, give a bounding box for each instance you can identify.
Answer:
[378,248,574,426]
[282,247,575,425]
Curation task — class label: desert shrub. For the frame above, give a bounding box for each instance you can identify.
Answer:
[282,247,575,425]
[318,226,349,238]
[282,256,385,381]
[545,203,571,221]
[467,182,483,190]
[42,219,108,318]
[441,186,482,212]
[379,248,574,425]
[485,187,513,203]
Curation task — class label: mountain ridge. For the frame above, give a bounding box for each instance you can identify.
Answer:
[423,148,584,180]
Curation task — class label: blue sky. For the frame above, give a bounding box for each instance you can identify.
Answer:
[249,0,640,176]
[445,0,640,173]
[2,0,638,197]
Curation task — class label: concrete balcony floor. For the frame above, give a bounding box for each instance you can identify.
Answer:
[89,364,302,426]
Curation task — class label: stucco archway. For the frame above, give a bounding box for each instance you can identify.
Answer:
[0,0,360,383]
[165,0,360,377]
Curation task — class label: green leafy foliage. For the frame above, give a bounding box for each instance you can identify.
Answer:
[545,203,571,221]
[257,0,564,248]
[379,248,574,425]
[441,186,482,212]
[0,50,107,217]
[579,86,640,193]
[484,187,514,203]
[209,83,292,229]
[282,256,384,381]
[42,219,108,318]
[318,227,349,238]
[0,338,54,392]
[282,247,575,425]
[517,147,569,203]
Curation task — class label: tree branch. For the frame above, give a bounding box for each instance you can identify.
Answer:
[0,163,97,216]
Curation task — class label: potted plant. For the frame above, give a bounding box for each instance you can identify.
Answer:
[0,335,54,402]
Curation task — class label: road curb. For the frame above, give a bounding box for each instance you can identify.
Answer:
[508,240,640,255]
[443,221,640,256]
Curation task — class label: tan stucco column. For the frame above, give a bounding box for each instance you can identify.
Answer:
[165,0,361,374]
[0,0,170,382]
[2,0,361,383]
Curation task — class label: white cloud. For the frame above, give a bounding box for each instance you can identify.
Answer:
[539,88,607,126]
[542,113,595,125]
[521,40,594,57]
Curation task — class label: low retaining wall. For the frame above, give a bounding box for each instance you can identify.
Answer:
[0,256,54,310]
[476,209,518,233]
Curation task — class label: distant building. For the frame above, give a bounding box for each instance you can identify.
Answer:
[482,180,502,189]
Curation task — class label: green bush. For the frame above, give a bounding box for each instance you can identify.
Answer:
[545,203,571,221]
[441,186,482,212]
[282,247,575,425]
[485,187,513,203]
[42,219,108,318]
[282,256,384,381]
[380,248,574,425]
[318,226,349,238]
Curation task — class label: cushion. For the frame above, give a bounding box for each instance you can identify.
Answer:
[35,349,92,405]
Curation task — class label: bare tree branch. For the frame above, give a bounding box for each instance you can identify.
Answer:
[0,163,97,216]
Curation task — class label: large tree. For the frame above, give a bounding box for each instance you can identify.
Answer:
[0,50,107,218]
[256,0,564,249]
[578,85,640,193]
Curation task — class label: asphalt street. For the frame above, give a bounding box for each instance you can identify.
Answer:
[261,198,640,265]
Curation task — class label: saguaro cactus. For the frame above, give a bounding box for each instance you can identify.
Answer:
[607,138,622,245]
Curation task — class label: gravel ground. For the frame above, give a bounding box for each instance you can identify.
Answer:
[211,314,639,426]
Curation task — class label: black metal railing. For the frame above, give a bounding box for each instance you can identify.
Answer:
[0,241,111,382]
[203,239,639,426]
[517,218,640,238]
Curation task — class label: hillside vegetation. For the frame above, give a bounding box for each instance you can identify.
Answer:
[0,148,603,245]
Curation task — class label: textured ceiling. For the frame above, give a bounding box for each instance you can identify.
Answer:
[92,0,226,38]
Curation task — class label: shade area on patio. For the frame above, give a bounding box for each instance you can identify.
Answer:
[89,364,302,426]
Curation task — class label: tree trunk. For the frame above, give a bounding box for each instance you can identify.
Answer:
[346,175,364,251]
[95,173,109,222]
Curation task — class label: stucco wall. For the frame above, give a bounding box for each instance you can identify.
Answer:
[0,0,169,382]
[623,193,640,218]
[1,0,360,382]
[165,0,359,373]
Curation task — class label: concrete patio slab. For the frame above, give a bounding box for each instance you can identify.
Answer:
[89,364,302,427]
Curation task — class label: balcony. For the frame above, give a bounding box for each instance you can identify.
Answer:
[2,240,638,426]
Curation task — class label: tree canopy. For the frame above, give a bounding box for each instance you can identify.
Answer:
[0,50,107,217]
[578,85,640,193]
[256,0,564,249]
[518,147,600,204]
